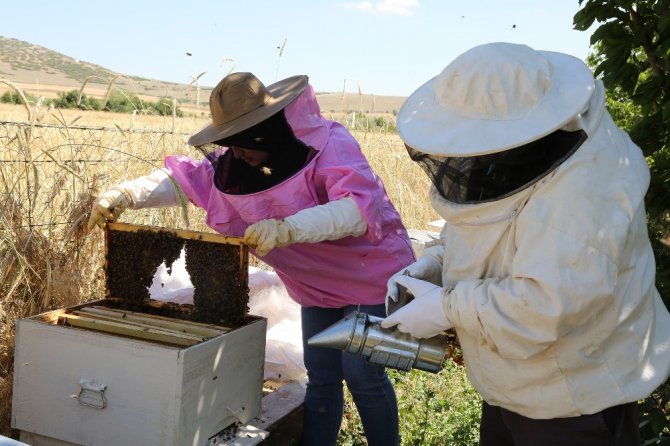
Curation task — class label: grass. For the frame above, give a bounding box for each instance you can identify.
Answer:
[338,364,481,446]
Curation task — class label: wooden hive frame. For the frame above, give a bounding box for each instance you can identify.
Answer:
[104,221,248,292]
[54,222,251,346]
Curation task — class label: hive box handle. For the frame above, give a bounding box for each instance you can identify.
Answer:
[77,378,107,409]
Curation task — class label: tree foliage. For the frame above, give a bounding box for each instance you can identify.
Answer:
[575,0,670,302]
[574,1,670,442]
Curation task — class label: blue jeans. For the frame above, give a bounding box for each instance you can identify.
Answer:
[301,304,399,446]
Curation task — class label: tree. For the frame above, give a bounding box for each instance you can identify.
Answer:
[574,1,670,442]
[574,0,670,300]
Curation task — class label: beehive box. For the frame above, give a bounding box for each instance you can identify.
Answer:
[12,222,267,446]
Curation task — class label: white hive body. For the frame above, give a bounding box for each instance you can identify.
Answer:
[11,223,268,446]
[12,302,267,446]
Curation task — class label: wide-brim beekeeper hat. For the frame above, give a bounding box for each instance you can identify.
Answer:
[397,42,595,157]
[188,72,308,147]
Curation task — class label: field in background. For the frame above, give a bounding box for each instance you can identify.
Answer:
[0,101,434,228]
[0,82,406,121]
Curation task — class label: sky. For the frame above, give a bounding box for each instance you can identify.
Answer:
[3,1,595,97]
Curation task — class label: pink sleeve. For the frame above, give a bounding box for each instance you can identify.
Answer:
[163,155,214,209]
[313,133,386,243]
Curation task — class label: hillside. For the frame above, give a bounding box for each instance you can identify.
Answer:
[0,36,406,115]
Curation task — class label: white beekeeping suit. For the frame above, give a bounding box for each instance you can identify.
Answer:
[383,42,670,420]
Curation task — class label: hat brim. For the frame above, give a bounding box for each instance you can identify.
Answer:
[397,51,595,156]
[188,75,309,147]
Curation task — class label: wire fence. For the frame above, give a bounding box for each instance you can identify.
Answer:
[1,117,199,234]
[0,119,192,136]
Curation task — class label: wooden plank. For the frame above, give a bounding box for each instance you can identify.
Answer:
[91,303,234,332]
[39,308,68,325]
[36,299,108,324]
[71,310,212,339]
[254,381,305,432]
[78,307,226,338]
[58,313,203,347]
[107,221,244,245]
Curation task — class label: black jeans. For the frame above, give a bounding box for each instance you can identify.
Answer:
[480,401,641,446]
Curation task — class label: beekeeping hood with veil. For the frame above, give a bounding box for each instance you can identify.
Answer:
[163,73,415,309]
[397,42,670,419]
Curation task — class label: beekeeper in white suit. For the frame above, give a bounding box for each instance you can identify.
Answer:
[382,42,670,445]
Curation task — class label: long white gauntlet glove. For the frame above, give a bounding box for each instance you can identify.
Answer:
[87,189,132,230]
[381,275,453,339]
[386,244,443,314]
[243,196,367,256]
[87,169,180,230]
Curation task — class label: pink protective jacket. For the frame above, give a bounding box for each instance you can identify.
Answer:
[165,85,415,307]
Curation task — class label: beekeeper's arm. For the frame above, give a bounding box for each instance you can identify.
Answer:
[243,196,367,256]
[444,216,623,359]
[87,169,180,230]
[381,218,622,346]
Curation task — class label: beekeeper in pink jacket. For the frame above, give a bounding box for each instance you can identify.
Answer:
[88,72,414,446]
[382,42,670,445]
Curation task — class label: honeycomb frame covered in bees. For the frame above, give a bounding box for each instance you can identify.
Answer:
[104,222,249,326]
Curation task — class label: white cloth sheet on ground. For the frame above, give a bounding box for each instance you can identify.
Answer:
[149,249,306,384]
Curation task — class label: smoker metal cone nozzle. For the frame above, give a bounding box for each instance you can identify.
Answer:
[305,312,358,350]
[307,311,449,373]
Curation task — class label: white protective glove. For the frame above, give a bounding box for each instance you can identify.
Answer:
[243,219,292,257]
[386,243,443,315]
[87,169,180,230]
[243,196,367,256]
[87,189,132,230]
[381,275,453,339]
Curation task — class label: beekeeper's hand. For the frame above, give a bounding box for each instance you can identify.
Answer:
[87,169,179,230]
[244,219,292,257]
[244,196,367,256]
[88,189,132,230]
[386,244,443,314]
[381,275,452,338]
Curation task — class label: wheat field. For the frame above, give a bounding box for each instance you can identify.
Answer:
[0,97,440,439]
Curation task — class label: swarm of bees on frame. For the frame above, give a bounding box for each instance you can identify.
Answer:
[106,229,249,326]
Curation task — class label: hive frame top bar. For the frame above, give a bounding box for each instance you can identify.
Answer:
[106,221,245,245]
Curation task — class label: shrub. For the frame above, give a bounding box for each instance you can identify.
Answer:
[147,98,183,117]
[104,90,142,113]
[0,91,36,105]
[48,90,101,111]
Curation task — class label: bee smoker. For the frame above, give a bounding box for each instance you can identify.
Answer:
[307,286,452,373]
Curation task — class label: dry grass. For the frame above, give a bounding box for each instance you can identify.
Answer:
[0,96,435,438]
[353,130,438,229]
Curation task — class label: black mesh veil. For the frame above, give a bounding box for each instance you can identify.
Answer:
[193,110,313,195]
[407,130,587,204]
